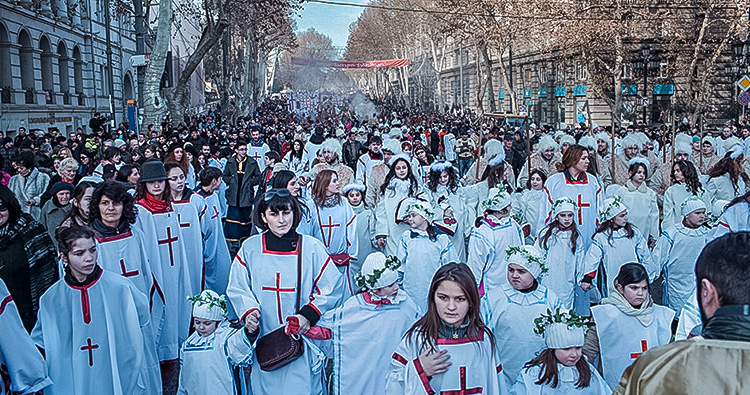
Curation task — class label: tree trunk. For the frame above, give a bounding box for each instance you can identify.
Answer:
[481,44,496,112]
[142,0,172,127]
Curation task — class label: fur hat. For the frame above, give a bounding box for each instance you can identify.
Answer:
[620,134,641,150]
[595,132,611,149]
[634,132,650,149]
[578,135,597,150]
[600,196,628,222]
[627,156,650,174]
[551,197,577,219]
[189,290,227,321]
[388,153,412,167]
[701,136,717,153]
[482,187,512,211]
[342,181,366,195]
[356,253,400,290]
[505,245,548,279]
[483,139,504,162]
[558,134,576,148]
[533,308,594,349]
[320,138,342,158]
[429,160,454,173]
[537,135,558,152]
[382,138,402,155]
[681,196,706,217]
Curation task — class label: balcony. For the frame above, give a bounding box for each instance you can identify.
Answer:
[63,91,71,105]
[25,88,34,104]
[44,89,55,104]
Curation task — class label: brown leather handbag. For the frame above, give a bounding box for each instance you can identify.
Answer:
[255,236,304,371]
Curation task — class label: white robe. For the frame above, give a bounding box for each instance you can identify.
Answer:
[539,172,602,249]
[297,195,323,239]
[467,214,524,299]
[705,174,746,206]
[246,141,270,171]
[282,152,309,176]
[535,227,585,310]
[355,152,384,185]
[675,292,701,341]
[707,201,750,240]
[316,291,421,395]
[0,279,51,394]
[485,283,562,388]
[191,189,232,294]
[580,228,656,297]
[427,185,471,262]
[509,361,611,395]
[350,202,376,278]
[375,180,422,256]
[226,233,345,395]
[513,188,547,242]
[652,223,708,314]
[173,194,205,295]
[177,321,254,395]
[590,303,675,389]
[662,183,709,229]
[606,181,660,241]
[397,228,456,311]
[312,200,358,297]
[134,204,193,362]
[31,270,161,395]
[386,329,506,394]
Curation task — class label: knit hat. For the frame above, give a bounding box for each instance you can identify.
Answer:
[355,252,401,290]
[140,160,168,182]
[50,181,75,196]
[533,308,594,349]
[482,187,512,211]
[551,197,577,219]
[408,200,435,220]
[681,196,707,217]
[188,290,227,321]
[320,138,343,158]
[505,245,548,279]
[537,135,558,152]
[600,196,628,222]
[342,181,366,195]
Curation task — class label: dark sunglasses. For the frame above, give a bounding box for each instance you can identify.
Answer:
[263,188,291,201]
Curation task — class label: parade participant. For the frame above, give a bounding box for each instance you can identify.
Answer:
[0,185,58,332]
[222,139,262,245]
[606,158,659,242]
[595,131,611,162]
[32,226,161,394]
[662,160,707,229]
[0,277,52,394]
[177,290,254,395]
[397,200,456,310]
[133,160,193,385]
[578,135,601,178]
[674,291,701,340]
[707,190,750,238]
[226,189,345,395]
[166,162,204,294]
[583,263,674,390]
[652,196,709,315]
[413,144,435,185]
[386,263,506,394]
[316,252,420,394]
[486,245,561,387]
[374,154,423,256]
[246,127,271,172]
[513,169,547,243]
[467,187,524,297]
[342,182,375,277]
[191,167,232,294]
[426,161,470,261]
[510,309,610,394]
[270,170,321,239]
[303,138,354,190]
[356,135,384,185]
[59,180,96,228]
[365,138,400,207]
[462,139,516,189]
[282,139,309,176]
[655,138,692,198]
[539,145,601,248]
[580,197,655,297]
[535,198,585,311]
[705,156,747,206]
[9,152,49,221]
[602,134,641,188]
[692,136,720,174]
[310,170,358,296]
[615,233,750,394]
[39,181,73,245]
[464,139,516,222]
[518,135,560,188]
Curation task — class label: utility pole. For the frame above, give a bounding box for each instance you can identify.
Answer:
[134,0,146,120]
[105,0,116,129]
[509,45,514,113]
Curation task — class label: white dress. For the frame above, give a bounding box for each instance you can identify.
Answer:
[707,201,750,240]
[513,188,547,242]
[539,172,602,249]
[375,179,422,256]
[312,199,358,299]
[510,362,611,394]
[426,184,471,262]
[607,181,659,241]
[467,214,524,299]
[190,189,233,294]
[396,228,456,311]
[534,227,585,310]
[350,202,376,280]
[705,173,746,206]
[172,194,205,295]
[662,182,708,229]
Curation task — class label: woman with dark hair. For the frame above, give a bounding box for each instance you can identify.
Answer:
[77,149,96,176]
[0,185,58,332]
[513,168,548,242]
[115,163,141,190]
[663,160,707,228]
[539,144,602,247]
[413,144,434,185]
[385,263,505,394]
[270,169,319,238]
[133,160,192,388]
[426,161,469,261]
[165,162,203,294]
[60,181,96,228]
[9,152,50,221]
[282,139,308,176]
[705,156,748,206]
[584,263,674,390]
[375,155,423,256]
[513,309,610,393]
[93,147,122,177]
[226,189,344,395]
[606,158,659,242]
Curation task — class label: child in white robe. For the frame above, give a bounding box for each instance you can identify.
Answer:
[662,160,708,229]
[385,263,506,394]
[425,161,471,261]
[535,197,586,313]
[177,290,254,395]
[375,156,424,256]
[316,253,420,394]
[397,200,456,311]
[343,182,376,282]
[510,309,610,394]
[606,158,659,242]
[708,191,750,239]
[513,169,548,244]
[485,245,562,388]
[467,188,524,299]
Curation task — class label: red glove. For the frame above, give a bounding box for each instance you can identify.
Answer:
[285,316,300,335]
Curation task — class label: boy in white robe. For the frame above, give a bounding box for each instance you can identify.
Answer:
[177,290,254,395]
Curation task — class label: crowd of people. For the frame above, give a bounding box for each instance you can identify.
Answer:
[1,95,749,394]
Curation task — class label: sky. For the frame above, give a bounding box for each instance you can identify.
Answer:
[294,0,369,51]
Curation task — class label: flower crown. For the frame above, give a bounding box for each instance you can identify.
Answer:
[481,191,510,210]
[533,307,595,336]
[551,197,577,213]
[409,202,435,218]
[355,255,401,289]
[505,246,549,277]
[599,195,624,221]
[680,196,702,210]
[187,292,227,313]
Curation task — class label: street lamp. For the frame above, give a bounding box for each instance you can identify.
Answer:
[632,43,659,125]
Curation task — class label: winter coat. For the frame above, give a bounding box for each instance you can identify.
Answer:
[9,168,50,221]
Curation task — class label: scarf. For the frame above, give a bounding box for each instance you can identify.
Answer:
[602,289,654,326]
[322,194,341,208]
[138,193,171,213]
[702,305,750,342]
[91,218,130,238]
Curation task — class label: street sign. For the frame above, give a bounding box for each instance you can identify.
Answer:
[519,105,527,115]
[737,75,750,91]
[130,54,150,67]
[737,91,750,105]
[640,97,650,107]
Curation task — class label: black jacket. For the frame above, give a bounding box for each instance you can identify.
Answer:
[342,140,363,169]
[222,155,261,207]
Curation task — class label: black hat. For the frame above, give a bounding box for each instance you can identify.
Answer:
[102,164,116,179]
[140,160,168,182]
[50,181,75,196]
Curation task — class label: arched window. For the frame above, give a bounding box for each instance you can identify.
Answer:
[123,73,133,105]
[72,45,84,105]
[0,24,11,103]
[18,29,34,104]
[58,41,70,104]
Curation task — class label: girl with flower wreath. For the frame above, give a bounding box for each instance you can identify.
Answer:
[510,308,610,394]
[485,245,562,388]
[314,253,420,394]
[396,200,456,311]
[534,197,586,314]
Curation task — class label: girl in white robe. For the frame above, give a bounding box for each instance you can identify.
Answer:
[513,169,548,244]
[535,198,585,312]
[662,160,708,229]
[343,182,376,280]
[708,191,750,240]
[283,139,309,176]
[705,157,747,206]
[226,190,345,395]
[510,309,610,395]
[426,161,471,262]
[485,245,562,388]
[580,198,655,298]
[316,253,421,395]
[606,158,659,242]
[582,263,674,390]
[166,163,205,295]
[397,200,456,311]
[467,188,524,299]
[385,263,506,394]
[270,170,322,240]
[375,156,424,256]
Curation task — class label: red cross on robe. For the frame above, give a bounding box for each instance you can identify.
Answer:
[80,337,99,366]
[440,365,482,395]
[630,339,648,359]
[119,259,139,278]
[319,216,341,247]
[211,206,220,219]
[157,227,179,266]
[262,273,296,324]
[577,194,590,225]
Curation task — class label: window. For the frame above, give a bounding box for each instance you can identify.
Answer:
[622,63,633,79]
[575,62,588,81]
[659,60,669,78]
[539,65,548,84]
[540,102,548,123]
[556,64,566,82]
[557,102,566,124]
[525,69,532,83]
